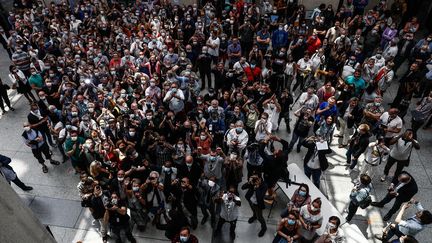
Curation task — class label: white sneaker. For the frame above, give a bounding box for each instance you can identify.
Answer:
[380,175,386,182]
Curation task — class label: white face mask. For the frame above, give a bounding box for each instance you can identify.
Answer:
[117,177,124,182]
[200,135,206,140]
[24,126,31,131]
[208,180,216,187]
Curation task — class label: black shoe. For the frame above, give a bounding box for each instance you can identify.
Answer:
[345,216,351,222]
[230,231,236,239]
[383,214,391,221]
[42,165,48,173]
[50,160,60,165]
[296,147,301,153]
[248,216,256,223]
[374,234,385,241]
[371,202,383,208]
[201,215,208,225]
[258,227,267,237]
[23,186,33,191]
[9,107,15,111]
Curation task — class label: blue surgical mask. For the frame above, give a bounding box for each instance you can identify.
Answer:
[299,190,307,197]
[288,219,296,225]
[235,127,243,133]
[180,236,189,242]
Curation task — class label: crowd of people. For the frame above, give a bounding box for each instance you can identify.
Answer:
[0,0,432,242]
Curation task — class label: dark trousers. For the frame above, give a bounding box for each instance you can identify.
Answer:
[11,177,28,190]
[111,224,136,243]
[215,218,237,233]
[292,75,305,92]
[346,201,359,221]
[200,204,216,222]
[0,92,12,111]
[200,70,212,89]
[384,224,405,242]
[31,143,51,164]
[379,194,409,219]
[304,165,321,188]
[383,156,407,180]
[411,119,425,140]
[246,163,263,178]
[287,132,306,151]
[278,111,290,132]
[346,148,359,169]
[249,203,266,230]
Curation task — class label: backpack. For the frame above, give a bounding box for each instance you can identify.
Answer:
[357,188,372,209]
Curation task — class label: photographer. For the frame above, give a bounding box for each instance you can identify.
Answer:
[375,199,432,242]
[214,186,241,239]
[106,192,136,243]
[242,174,268,237]
[244,143,264,178]
[346,124,370,170]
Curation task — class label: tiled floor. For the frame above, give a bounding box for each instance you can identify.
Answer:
[1,49,431,243]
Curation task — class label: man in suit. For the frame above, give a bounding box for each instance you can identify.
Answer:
[242,174,268,237]
[0,153,32,191]
[371,172,418,221]
[177,155,202,188]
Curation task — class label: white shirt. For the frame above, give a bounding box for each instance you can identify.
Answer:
[298,93,319,111]
[285,62,295,76]
[264,105,280,131]
[254,119,272,141]
[226,129,249,149]
[390,138,416,161]
[379,112,403,138]
[297,58,312,71]
[207,37,220,57]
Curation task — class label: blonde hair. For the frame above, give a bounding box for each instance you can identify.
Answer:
[89,161,101,178]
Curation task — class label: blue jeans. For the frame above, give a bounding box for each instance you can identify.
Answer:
[304,165,322,188]
[288,132,306,151]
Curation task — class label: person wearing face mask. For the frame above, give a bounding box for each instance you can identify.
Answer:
[315,216,345,243]
[125,179,147,231]
[197,176,220,227]
[83,184,109,243]
[171,227,199,243]
[106,192,136,243]
[379,130,420,183]
[263,95,282,131]
[273,211,301,243]
[11,46,31,77]
[178,156,203,188]
[213,185,241,239]
[64,130,86,173]
[299,197,323,242]
[22,121,60,173]
[281,184,311,218]
[198,148,225,185]
[226,120,249,154]
[223,151,244,192]
[242,174,268,237]
[272,24,288,52]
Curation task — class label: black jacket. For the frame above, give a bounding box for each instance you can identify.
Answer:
[177,162,202,188]
[391,171,418,201]
[348,132,370,158]
[242,181,268,209]
[302,139,332,171]
[338,103,363,128]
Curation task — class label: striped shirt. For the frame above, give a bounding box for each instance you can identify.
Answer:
[12,51,31,71]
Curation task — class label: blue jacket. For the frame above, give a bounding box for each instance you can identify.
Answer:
[272,30,288,49]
